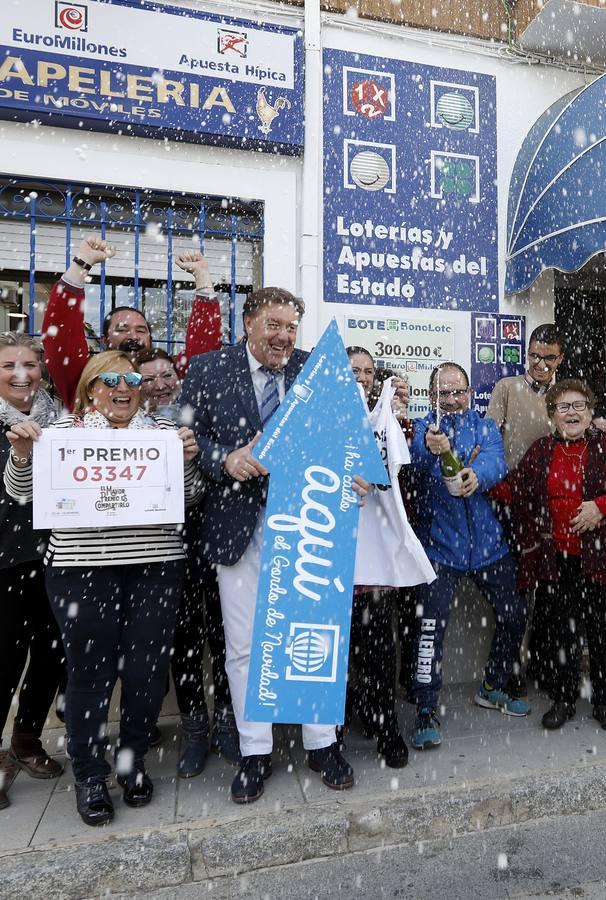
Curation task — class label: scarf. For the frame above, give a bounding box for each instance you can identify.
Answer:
[0,389,57,429]
[68,408,161,429]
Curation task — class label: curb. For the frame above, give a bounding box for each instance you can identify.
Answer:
[3,760,606,899]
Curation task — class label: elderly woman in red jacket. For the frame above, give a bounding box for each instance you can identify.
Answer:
[506,378,606,731]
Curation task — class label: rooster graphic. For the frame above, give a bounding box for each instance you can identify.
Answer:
[256,87,291,135]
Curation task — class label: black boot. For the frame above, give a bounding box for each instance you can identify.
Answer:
[376,713,409,768]
[178,708,210,779]
[542,701,575,730]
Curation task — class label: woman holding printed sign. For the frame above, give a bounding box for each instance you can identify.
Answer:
[346,347,435,768]
[4,350,203,827]
[0,333,64,811]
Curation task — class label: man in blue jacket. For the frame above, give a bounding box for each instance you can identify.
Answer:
[410,362,530,750]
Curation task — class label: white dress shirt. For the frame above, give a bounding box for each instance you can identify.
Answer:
[246,343,286,409]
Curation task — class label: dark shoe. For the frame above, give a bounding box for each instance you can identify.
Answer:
[117,764,154,808]
[75,779,114,827]
[9,736,63,780]
[506,672,528,699]
[542,701,576,730]
[592,705,606,729]
[149,725,163,749]
[231,754,272,804]
[308,743,354,790]
[376,715,409,768]
[0,751,20,811]
[179,710,210,779]
[210,704,241,765]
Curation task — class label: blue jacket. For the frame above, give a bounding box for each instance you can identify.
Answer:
[410,409,508,571]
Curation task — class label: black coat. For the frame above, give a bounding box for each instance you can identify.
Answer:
[181,343,307,566]
[0,425,47,570]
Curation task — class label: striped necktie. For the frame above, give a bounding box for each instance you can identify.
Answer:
[260,366,281,427]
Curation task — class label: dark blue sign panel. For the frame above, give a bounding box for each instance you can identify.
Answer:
[0,0,303,151]
[245,320,388,725]
[323,49,498,310]
[471,312,525,414]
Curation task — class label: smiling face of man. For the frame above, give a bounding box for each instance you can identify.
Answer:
[244,302,300,371]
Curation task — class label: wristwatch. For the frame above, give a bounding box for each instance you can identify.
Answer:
[73,256,93,271]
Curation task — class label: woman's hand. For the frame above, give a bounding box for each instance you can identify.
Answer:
[458,467,479,498]
[571,500,603,533]
[5,421,43,462]
[177,427,200,463]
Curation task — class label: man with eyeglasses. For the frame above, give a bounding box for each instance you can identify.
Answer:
[409,362,530,751]
[486,325,565,696]
[486,324,565,469]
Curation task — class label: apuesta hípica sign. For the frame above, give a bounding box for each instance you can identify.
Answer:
[0,0,303,151]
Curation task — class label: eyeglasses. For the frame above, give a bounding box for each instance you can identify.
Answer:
[554,400,590,413]
[528,352,561,365]
[432,389,469,400]
[96,372,143,388]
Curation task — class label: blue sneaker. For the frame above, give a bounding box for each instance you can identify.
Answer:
[412,707,442,750]
[474,683,530,717]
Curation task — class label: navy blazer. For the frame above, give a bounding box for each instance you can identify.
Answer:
[181,342,308,566]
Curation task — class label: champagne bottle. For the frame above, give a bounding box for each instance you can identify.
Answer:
[440,447,463,478]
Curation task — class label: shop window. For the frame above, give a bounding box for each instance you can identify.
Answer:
[0,177,263,350]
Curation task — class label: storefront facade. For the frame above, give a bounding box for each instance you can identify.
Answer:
[0,0,600,401]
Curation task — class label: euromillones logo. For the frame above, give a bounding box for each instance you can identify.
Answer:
[55,1,88,32]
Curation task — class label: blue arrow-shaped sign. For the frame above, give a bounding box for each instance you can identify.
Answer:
[243,319,389,725]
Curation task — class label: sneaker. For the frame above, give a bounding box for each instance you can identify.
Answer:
[308,743,354,790]
[210,703,241,766]
[231,754,272,804]
[542,701,575,730]
[412,707,442,750]
[593,705,606,729]
[474,683,530,717]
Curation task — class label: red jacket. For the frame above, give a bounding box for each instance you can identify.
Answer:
[508,432,606,590]
[42,279,222,410]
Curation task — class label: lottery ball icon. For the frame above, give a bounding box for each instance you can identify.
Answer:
[290,631,330,675]
[436,92,474,130]
[57,4,86,29]
[349,150,391,191]
[351,80,388,119]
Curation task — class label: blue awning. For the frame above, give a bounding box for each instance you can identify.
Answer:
[506,73,606,295]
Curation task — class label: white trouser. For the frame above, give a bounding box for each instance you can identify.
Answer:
[217,512,336,757]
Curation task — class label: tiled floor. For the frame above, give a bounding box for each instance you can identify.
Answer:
[2,683,605,853]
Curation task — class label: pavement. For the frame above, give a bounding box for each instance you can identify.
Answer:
[2,682,606,899]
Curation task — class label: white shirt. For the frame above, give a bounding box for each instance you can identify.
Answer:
[246,343,286,409]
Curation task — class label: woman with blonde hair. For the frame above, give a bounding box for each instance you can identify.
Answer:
[4,350,203,826]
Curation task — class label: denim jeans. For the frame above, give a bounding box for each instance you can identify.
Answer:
[414,554,527,710]
[46,561,184,782]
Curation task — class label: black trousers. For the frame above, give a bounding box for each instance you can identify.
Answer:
[536,554,606,707]
[46,561,183,782]
[0,560,64,743]
[348,589,398,727]
[171,556,231,715]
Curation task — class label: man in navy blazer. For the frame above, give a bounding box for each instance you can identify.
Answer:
[181,287,355,804]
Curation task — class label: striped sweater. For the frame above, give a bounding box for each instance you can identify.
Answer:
[3,415,204,568]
